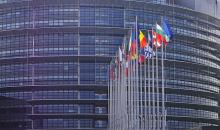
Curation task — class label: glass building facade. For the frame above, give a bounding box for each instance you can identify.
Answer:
[0,0,219,130]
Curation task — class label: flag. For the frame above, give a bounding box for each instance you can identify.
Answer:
[128,31,133,52]
[125,56,129,77]
[162,19,173,40]
[139,30,147,49]
[144,45,155,59]
[152,30,162,48]
[131,42,137,60]
[156,23,166,37]
[110,60,116,80]
[130,30,138,60]
[110,64,115,80]
[125,37,129,55]
[119,47,123,62]
[156,23,170,46]
[139,48,145,64]
[162,19,173,46]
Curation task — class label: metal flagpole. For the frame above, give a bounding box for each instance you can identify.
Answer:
[121,52,125,130]
[127,53,130,129]
[128,60,131,130]
[111,62,114,130]
[126,55,129,130]
[139,30,143,129]
[148,30,152,130]
[111,63,113,130]
[126,32,130,129]
[121,48,123,130]
[113,60,115,130]
[122,57,125,130]
[140,56,143,129]
[152,27,156,130]
[161,16,166,130]
[144,56,147,130]
[112,63,114,130]
[131,58,134,129]
[114,59,117,130]
[117,60,119,130]
[118,59,120,130]
[156,40,160,130]
[118,59,121,130]
[108,65,110,130]
[128,58,131,130]
[120,56,123,130]
[124,55,128,130]
[152,50,156,130]
[161,31,166,130]
[135,16,140,130]
[111,63,114,130]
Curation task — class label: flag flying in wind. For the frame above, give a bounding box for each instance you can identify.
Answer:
[139,47,145,64]
[156,23,169,46]
[130,30,138,60]
[156,23,166,37]
[162,19,173,42]
[146,30,155,59]
[119,47,123,62]
[139,30,147,49]
[144,45,155,59]
[128,31,132,53]
[152,30,162,48]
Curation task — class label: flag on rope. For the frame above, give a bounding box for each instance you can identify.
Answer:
[110,64,115,80]
[130,30,138,60]
[144,45,155,59]
[156,23,166,37]
[139,30,148,49]
[119,47,123,62]
[152,30,162,48]
[162,19,173,44]
[139,47,145,64]
[110,59,116,80]
[156,23,169,46]
[125,56,129,77]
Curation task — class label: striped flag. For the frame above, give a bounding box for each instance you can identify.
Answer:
[144,45,155,58]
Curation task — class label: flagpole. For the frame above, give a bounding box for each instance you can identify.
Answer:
[114,58,118,130]
[118,58,121,130]
[152,49,156,130]
[156,39,160,130]
[127,31,132,130]
[148,30,152,130]
[144,57,147,130]
[117,62,119,130]
[161,37,165,130]
[161,16,166,130]
[112,62,114,130]
[114,59,116,130]
[119,57,121,130]
[130,53,133,129]
[127,55,130,129]
[131,58,134,129]
[139,33,143,129]
[140,57,143,129]
[121,47,124,130]
[122,46,126,130]
[108,64,110,130]
[129,57,131,130]
[135,16,140,130]
[110,62,114,130]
